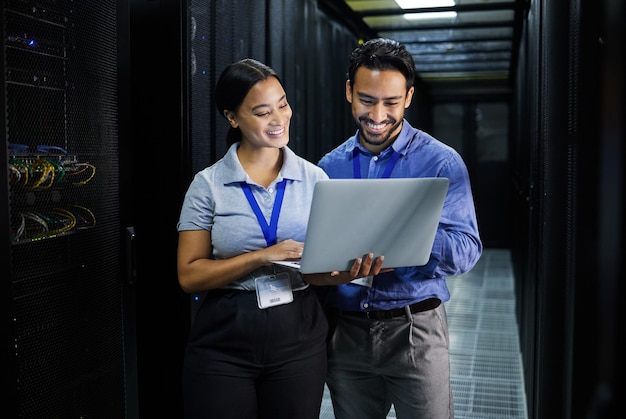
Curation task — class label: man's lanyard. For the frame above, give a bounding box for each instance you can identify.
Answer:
[352,147,401,179]
[240,179,287,246]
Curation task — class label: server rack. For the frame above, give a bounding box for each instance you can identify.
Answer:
[2,1,136,417]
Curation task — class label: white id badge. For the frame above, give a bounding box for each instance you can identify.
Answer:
[350,275,374,287]
[255,272,293,309]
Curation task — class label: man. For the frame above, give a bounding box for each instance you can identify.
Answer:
[318,38,483,419]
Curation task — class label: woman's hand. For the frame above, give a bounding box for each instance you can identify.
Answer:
[260,239,304,263]
[178,232,303,293]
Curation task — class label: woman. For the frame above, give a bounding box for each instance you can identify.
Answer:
[177,59,382,419]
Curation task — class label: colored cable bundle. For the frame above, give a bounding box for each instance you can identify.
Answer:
[12,205,96,242]
[71,205,97,228]
[8,158,94,188]
[9,158,31,187]
[28,158,56,189]
[66,162,96,186]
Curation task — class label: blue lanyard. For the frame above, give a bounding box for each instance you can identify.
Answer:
[240,179,287,246]
[352,148,401,179]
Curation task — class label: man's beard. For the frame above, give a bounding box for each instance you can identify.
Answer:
[356,117,403,148]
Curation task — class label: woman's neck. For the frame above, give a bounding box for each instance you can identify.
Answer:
[237,144,283,188]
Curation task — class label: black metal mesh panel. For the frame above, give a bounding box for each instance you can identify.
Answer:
[189,0,214,172]
[190,0,269,173]
[212,0,235,162]
[4,0,126,417]
[271,0,358,163]
[188,0,358,171]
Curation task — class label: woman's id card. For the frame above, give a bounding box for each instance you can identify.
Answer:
[255,272,293,309]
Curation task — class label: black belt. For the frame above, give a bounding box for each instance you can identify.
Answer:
[342,298,441,320]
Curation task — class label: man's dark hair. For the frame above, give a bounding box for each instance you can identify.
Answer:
[347,38,416,92]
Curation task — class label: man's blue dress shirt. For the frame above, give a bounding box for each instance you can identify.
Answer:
[317,120,483,312]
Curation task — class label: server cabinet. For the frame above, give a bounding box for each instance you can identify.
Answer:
[2,1,135,417]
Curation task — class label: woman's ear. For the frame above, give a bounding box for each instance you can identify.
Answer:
[223,110,237,128]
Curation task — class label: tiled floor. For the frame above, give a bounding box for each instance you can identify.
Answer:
[319,248,528,418]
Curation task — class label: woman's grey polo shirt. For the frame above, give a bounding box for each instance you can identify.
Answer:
[177,143,328,290]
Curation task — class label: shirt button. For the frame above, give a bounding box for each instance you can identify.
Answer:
[268,188,274,193]
[363,303,369,309]
[373,156,379,162]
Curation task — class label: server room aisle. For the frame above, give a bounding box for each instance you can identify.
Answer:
[319,248,528,418]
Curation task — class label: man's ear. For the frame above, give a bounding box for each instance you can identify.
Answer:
[345,80,353,104]
[404,86,415,109]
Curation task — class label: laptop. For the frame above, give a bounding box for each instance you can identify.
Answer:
[273,177,449,274]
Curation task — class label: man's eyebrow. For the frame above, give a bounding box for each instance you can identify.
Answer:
[356,92,403,101]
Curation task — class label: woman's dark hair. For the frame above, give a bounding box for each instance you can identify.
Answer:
[214,58,281,146]
[347,38,416,92]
